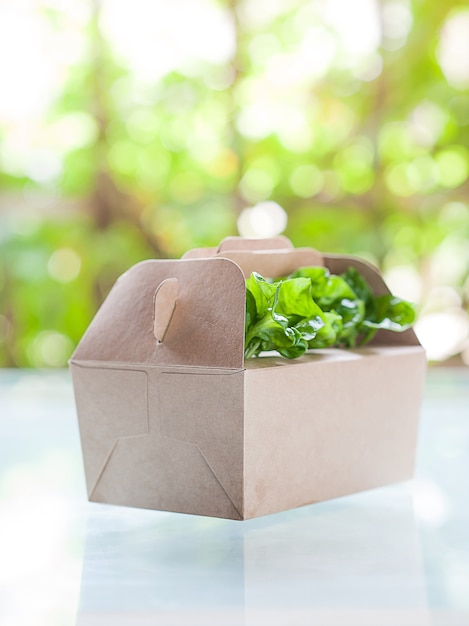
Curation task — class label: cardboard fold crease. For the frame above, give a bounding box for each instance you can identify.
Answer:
[70,237,426,520]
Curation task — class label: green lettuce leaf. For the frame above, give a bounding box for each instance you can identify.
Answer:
[244,265,416,359]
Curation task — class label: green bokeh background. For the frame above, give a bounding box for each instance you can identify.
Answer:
[1,0,468,367]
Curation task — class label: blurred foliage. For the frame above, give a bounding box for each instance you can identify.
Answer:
[1,0,469,366]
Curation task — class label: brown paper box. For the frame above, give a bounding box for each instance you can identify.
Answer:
[70,237,426,520]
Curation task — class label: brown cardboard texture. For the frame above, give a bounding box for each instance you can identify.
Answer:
[70,237,426,520]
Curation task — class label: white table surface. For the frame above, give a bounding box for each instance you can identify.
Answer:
[0,367,468,626]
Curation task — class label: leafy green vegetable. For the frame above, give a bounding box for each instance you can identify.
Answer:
[244,265,416,359]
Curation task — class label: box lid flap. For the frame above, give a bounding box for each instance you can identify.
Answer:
[324,253,422,346]
[72,257,247,368]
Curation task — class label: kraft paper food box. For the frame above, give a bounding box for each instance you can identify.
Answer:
[70,237,427,520]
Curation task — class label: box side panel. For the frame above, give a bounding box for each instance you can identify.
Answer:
[70,363,149,497]
[157,369,245,517]
[243,346,426,519]
[71,362,245,520]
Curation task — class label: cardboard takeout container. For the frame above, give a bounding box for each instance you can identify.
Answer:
[70,237,427,520]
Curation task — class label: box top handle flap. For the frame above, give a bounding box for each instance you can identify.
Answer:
[221,248,324,279]
[217,236,293,253]
[71,258,246,368]
[182,236,293,259]
[183,236,323,278]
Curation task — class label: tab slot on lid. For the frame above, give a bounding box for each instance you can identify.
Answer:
[153,277,179,343]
